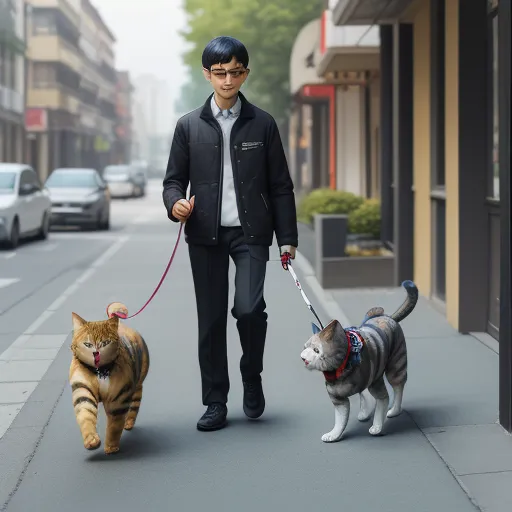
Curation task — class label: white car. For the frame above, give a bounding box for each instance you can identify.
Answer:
[0,163,52,249]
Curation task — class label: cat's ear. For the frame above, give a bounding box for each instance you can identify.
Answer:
[71,312,86,331]
[311,322,321,335]
[320,319,344,343]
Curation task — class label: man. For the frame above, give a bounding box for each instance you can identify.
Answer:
[162,36,298,432]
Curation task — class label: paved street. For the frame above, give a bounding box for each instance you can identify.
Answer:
[1,181,480,511]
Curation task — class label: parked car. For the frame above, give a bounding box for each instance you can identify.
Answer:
[103,164,145,198]
[45,168,110,230]
[0,163,52,249]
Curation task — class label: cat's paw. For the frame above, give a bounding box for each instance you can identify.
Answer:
[124,419,135,431]
[84,433,101,450]
[104,445,120,455]
[387,407,402,418]
[358,409,372,422]
[321,431,343,443]
[369,424,383,436]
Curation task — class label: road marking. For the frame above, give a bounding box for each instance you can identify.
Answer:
[0,235,131,439]
[2,252,16,259]
[0,278,20,289]
[35,242,58,252]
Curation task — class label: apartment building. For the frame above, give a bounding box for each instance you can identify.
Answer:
[78,0,117,172]
[24,0,117,180]
[88,0,116,172]
[24,0,82,180]
[0,0,26,163]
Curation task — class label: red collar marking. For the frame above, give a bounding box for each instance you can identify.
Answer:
[322,330,363,383]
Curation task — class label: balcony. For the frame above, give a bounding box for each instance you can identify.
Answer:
[29,0,80,29]
[99,98,116,120]
[99,61,117,84]
[0,86,23,114]
[28,88,80,115]
[331,0,415,25]
[316,9,380,77]
[28,35,81,73]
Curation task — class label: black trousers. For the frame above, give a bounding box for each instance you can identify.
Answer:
[188,227,269,405]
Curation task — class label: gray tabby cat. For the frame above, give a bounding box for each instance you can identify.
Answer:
[300,280,418,443]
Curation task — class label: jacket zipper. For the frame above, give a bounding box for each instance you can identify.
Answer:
[210,120,223,242]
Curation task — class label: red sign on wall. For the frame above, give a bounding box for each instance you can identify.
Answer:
[25,108,48,132]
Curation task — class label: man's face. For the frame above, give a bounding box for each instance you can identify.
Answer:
[203,57,249,100]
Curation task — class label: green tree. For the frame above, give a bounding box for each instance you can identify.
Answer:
[177,0,323,128]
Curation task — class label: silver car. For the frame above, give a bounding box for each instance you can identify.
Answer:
[0,163,52,249]
[103,164,145,198]
[45,168,111,230]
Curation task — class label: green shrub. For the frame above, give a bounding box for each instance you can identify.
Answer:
[297,188,365,225]
[348,198,381,238]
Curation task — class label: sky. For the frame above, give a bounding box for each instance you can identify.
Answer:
[95,0,189,110]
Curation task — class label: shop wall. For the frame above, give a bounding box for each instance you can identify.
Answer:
[413,0,432,297]
[335,85,363,195]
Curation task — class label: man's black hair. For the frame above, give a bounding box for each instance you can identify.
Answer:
[202,36,249,70]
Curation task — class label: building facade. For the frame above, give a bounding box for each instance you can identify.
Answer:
[0,0,26,163]
[289,7,381,200]
[92,0,116,172]
[330,0,511,432]
[23,0,117,180]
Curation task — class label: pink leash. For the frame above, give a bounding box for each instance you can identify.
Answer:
[108,222,184,320]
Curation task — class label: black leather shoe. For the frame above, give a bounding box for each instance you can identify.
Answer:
[196,403,228,431]
[243,380,265,419]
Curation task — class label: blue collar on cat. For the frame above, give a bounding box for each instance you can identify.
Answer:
[323,329,365,382]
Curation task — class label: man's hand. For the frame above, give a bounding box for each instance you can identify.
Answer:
[172,196,195,222]
[280,245,296,270]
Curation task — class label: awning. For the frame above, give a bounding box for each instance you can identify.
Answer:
[290,18,325,96]
[316,15,380,77]
[331,0,415,25]
[317,46,379,75]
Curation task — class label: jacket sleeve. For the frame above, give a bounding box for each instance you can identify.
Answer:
[162,119,189,222]
[267,118,299,248]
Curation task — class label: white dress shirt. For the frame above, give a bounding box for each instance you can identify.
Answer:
[211,94,242,227]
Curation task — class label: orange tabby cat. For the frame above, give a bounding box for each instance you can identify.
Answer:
[69,302,150,454]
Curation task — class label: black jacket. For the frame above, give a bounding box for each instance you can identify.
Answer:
[162,92,298,248]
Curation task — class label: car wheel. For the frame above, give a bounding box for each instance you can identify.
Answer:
[100,211,110,230]
[36,212,50,240]
[6,217,20,249]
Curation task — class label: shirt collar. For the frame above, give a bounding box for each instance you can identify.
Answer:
[211,94,241,119]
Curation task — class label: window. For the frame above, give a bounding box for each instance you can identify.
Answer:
[0,172,16,193]
[32,10,56,35]
[45,170,98,188]
[32,62,56,88]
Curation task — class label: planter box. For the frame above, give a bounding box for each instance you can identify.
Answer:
[312,213,395,289]
[317,255,395,289]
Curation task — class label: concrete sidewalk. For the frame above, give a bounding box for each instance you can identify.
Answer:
[293,249,512,512]
[0,206,502,511]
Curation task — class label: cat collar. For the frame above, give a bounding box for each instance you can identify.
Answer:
[323,330,365,382]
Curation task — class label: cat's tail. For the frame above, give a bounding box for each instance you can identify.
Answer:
[390,280,418,323]
[106,302,129,319]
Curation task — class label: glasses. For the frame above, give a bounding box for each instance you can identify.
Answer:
[207,67,248,79]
